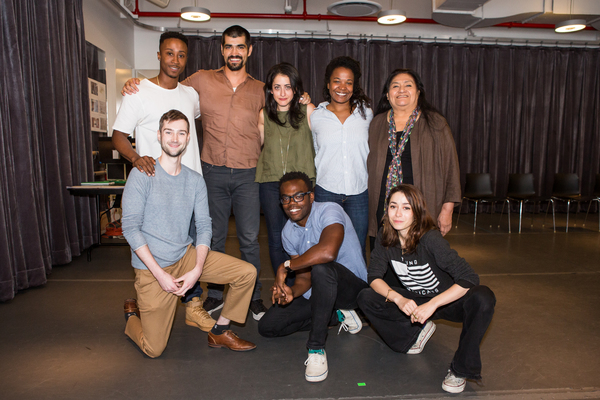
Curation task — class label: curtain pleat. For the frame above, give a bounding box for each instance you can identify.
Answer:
[184,36,600,198]
[0,0,95,301]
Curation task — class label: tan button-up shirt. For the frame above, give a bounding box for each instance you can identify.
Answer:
[183,67,265,169]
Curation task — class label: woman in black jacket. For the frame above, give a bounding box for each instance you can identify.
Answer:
[357,184,495,393]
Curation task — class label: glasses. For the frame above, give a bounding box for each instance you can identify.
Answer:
[280,191,312,204]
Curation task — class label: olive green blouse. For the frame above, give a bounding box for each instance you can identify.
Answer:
[255,104,316,183]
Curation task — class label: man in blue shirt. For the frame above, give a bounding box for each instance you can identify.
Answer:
[121,110,256,358]
[258,171,368,382]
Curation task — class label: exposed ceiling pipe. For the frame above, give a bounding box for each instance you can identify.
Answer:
[127,0,594,31]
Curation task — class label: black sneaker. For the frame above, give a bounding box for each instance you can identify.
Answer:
[249,299,268,321]
[203,297,224,315]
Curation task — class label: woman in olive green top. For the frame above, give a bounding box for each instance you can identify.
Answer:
[256,63,316,275]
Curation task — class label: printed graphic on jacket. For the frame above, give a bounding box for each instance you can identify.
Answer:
[391,260,440,295]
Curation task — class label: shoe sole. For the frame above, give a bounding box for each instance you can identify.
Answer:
[407,321,436,354]
[205,303,224,315]
[346,311,362,334]
[185,319,214,333]
[252,311,265,321]
[305,370,328,382]
[207,343,256,352]
[442,381,466,393]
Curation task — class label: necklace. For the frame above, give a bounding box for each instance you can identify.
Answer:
[155,76,161,88]
[275,113,292,175]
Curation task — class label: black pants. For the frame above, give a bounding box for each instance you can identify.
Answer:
[357,285,495,379]
[258,262,368,349]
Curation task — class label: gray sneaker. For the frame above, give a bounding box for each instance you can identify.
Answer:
[442,369,466,393]
[407,320,436,354]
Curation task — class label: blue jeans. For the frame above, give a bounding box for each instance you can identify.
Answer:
[258,262,368,349]
[202,163,261,301]
[259,182,289,274]
[357,285,496,380]
[314,185,368,258]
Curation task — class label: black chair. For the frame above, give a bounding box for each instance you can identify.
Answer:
[546,173,583,232]
[583,174,600,232]
[456,173,510,233]
[500,173,550,233]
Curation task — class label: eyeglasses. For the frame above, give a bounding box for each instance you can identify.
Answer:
[280,191,312,204]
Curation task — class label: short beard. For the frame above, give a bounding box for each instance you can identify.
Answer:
[226,57,245,72]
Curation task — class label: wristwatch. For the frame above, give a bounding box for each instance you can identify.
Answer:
[284,260,292,273]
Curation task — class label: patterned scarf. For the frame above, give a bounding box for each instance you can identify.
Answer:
[385,106,421,204]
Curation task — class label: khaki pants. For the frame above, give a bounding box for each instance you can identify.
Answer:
[125,246,256,358]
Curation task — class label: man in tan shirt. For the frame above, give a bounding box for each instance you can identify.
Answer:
[181,25,267,320]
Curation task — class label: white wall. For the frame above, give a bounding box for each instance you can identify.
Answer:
[83,0,135,132]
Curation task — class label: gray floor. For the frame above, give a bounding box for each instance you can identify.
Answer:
[1,210,600,400]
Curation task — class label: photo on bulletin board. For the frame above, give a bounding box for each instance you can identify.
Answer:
[89,78,107,133]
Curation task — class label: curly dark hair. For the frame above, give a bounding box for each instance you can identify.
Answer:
[380,184,436,254]
[322,56,371,119]
[264,63,306,130]
[279,171,313,192]
[159,31,188,48]
[374,68,440,127]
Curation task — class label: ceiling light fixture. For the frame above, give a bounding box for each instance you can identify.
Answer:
[377,1,405,25]
[181,1,210,22]
[377,9,406,25]
[555,19,586,33]
[555,0,586,33]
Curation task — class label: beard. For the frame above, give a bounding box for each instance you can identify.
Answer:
[226,56,245,71]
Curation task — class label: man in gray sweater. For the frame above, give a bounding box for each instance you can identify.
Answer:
[122,109,256,358]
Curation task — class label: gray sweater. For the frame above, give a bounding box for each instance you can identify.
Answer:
[122,159,212,270]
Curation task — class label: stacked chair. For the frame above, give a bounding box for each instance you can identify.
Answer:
[455,173,510,233]
[546,173,584,232]
[500,173,551,233]
[583,174,600,232]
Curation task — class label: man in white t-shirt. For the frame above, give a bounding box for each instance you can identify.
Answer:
[112,32,213,333]
[112,31,201,176]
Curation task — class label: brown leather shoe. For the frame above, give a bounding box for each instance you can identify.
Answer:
[124,298,140,321]
[208,330,256,352]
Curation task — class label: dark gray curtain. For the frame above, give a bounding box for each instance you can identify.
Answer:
[0,0,96,301]
[184,36,600,198]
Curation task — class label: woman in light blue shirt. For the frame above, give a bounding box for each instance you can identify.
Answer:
[310,56,373,256]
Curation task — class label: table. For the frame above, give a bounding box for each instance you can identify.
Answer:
[67,185,127,260]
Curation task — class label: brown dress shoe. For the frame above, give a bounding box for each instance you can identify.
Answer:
[124,298,140,321]
[208,330,256,352]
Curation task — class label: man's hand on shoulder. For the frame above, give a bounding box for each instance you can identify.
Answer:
[121,78,141,96]
[132,155,156,176]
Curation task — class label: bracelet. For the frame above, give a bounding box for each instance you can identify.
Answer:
[385,289,393,303]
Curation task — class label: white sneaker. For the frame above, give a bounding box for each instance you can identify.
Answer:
[442,369,466,393]
[337,309,362,334]
[407,320,436,354]
[304,349,328,382]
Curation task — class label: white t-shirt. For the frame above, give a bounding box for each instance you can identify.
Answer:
[112,79,202,174]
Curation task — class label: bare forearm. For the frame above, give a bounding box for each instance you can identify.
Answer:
[112,131,139,163]
[429,284,468,309]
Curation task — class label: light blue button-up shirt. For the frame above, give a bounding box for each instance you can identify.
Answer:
[281,202,368,299]
[310,102,373,195]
